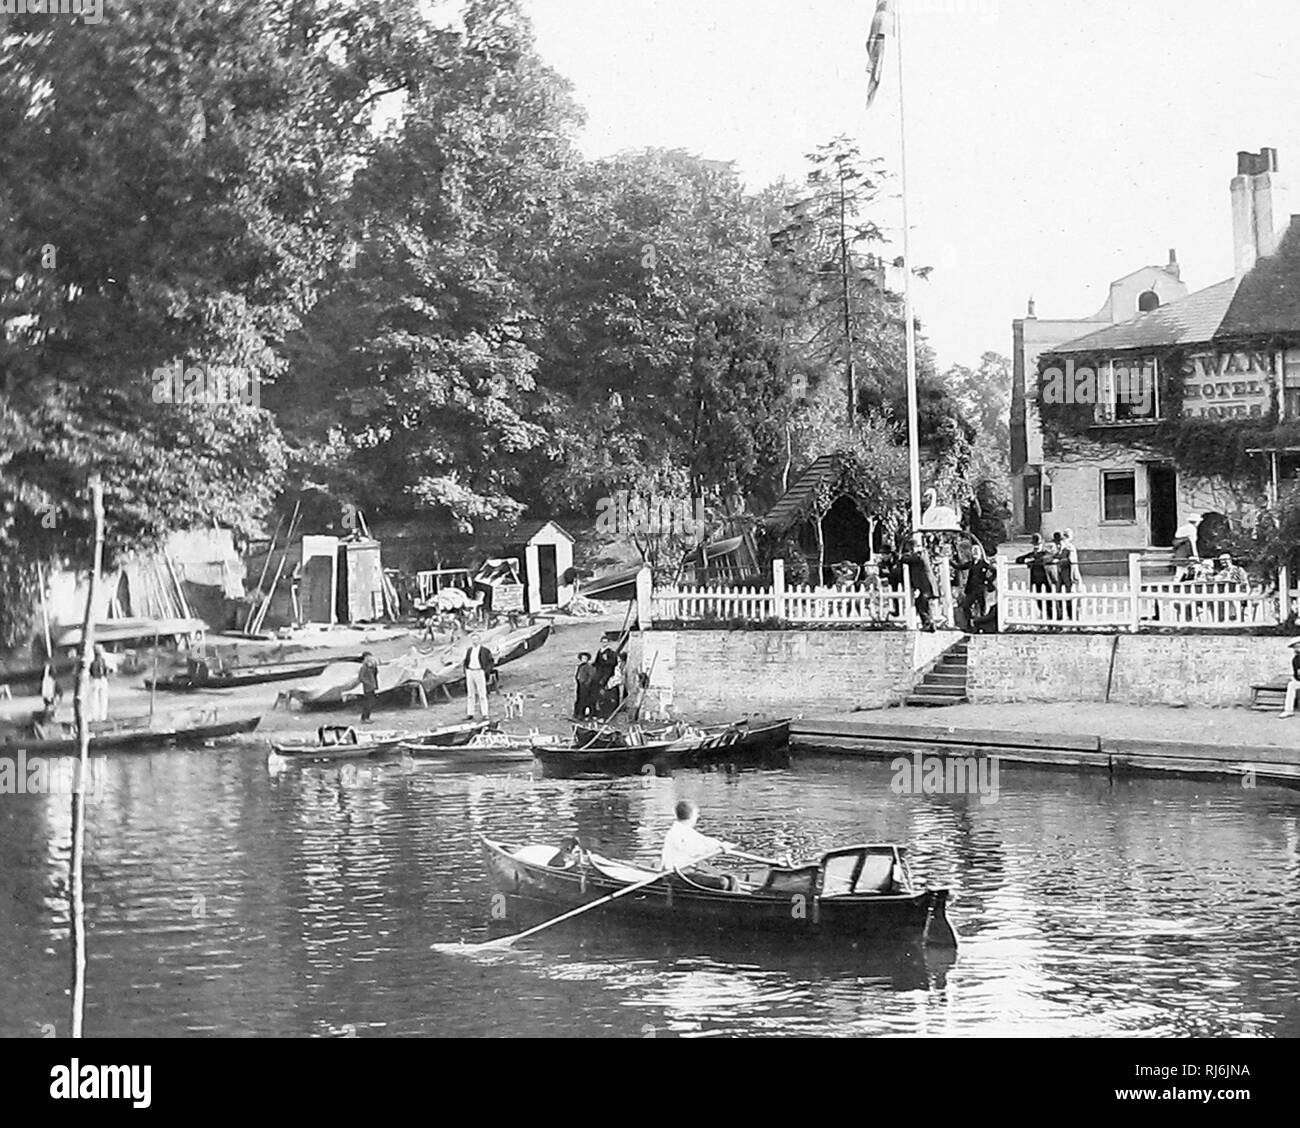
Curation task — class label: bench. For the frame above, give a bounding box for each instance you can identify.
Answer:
[1250,683,1289,711]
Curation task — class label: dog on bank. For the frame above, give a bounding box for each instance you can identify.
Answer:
[503,691,526,720]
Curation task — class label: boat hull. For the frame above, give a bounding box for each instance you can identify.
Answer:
[534,720,792,777]
[144,659,343,692]
[482,837,955,946]
[0,714,261,755]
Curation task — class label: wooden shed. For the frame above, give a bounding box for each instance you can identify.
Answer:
[502,520,575,612]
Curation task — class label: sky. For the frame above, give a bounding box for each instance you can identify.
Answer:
[522,0,1300,367]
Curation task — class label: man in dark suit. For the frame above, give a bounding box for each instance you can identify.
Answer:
[573,652,597,720]
[462,633,495,720]
[901,544,938,631]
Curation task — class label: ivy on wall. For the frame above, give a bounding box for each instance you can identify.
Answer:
[1034,345,1294,487]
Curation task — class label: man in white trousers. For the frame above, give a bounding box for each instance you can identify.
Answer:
[462,633,495,720]
[89,644,110,722]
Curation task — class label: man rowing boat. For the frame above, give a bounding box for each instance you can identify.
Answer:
[660,800,737,882]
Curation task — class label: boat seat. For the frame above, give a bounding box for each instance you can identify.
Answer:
[588,854,657,883]
[512,845,562,867]
[759,865,819,897]
[856,854,895,894]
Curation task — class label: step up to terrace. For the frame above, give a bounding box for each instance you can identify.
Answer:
[904,636,970,707]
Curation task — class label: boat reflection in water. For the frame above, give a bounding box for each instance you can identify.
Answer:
[479,901,957,996]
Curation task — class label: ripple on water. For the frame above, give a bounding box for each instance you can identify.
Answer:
[0,745,1297,1036]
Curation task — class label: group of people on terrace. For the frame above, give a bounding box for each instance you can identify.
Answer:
[1015,529,1083,620]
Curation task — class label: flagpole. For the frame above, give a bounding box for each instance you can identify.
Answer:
[895,1,924,549]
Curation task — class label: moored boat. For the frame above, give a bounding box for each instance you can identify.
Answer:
[0,710,261,754]
[399,726,559,766]
[481,835,958,947]
[395,719,499,754]
[269,725,408,761]
[533,718,791,777]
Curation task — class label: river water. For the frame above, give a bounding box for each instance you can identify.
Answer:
[2,740,1297,1038]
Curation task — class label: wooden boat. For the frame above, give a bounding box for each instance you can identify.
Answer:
[481,835,958,947]
[0,710,261,754]
[399,726,560,766]
[269,725,409,761]
[144,657,349,692]
[291,622,552,711]
[395,720,499,754]
[532,719,791,777]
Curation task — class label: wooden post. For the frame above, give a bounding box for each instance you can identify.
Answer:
[635,566,653,631]
[902,565,916,629]
[71,474,105,1039]
[1280,563,1292,624]
[938,549,954,629]
[149,631,159,724]
[771,558,786,620]
[1128,553,1143,633]
[994,554,1008,633]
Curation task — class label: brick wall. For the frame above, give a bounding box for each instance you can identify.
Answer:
[642,630,946,714]
[967,633,1291,706]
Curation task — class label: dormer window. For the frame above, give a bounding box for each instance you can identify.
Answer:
[1137,290,1160,312]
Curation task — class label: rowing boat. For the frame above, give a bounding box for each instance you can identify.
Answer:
[481,835,958,947]
[532,719,791,777]
[0,711,261,754]
[395,720,499,755]
[398,726,560,766]
[269,724,408,761]
[144,657,349,692]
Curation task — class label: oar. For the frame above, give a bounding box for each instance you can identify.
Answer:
[433,867,671,953]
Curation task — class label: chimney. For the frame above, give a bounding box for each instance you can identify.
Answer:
[1232,147,1289,280]
[1166,248,1180,281]
[1027,296,1036,318]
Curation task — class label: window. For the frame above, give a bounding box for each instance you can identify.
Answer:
[1043,483,1054,513]
[1138,290,1161,312]
[1095,357,1159,424]
[1102,471,1137,522]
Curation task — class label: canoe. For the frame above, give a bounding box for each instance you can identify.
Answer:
[144,658,350,692]
[481,835,958,947]
[269,725,409,761]
[0,711,261,754]
[532,719,792,777]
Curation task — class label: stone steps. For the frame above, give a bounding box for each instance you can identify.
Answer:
[905,636,970,707]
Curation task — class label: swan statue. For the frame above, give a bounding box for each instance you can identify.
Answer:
[918,488,962,533]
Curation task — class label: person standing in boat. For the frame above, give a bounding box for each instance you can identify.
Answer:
[88,644,110,722]
[660,800,737,873]
[358,651,380,723]
[462,633,494,720]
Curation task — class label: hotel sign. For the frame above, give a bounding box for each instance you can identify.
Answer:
[1181,351,1273,419]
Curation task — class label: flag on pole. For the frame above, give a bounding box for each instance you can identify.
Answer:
[865,0,894,108]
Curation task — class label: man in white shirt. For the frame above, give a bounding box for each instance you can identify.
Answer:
[660,800,735,872]
[461,633,494,720]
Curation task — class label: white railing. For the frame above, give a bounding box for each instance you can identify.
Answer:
[650,558,915,626]
[996,554,1286,631]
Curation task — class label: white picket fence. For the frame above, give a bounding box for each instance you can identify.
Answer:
[996,554,1289,630]
[651,558,915,625]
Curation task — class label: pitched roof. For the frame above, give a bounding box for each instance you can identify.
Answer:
[762,454,838,532]
[1216,220,1300,338]
[503,519,573,545]
[1051,277,1239,354]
